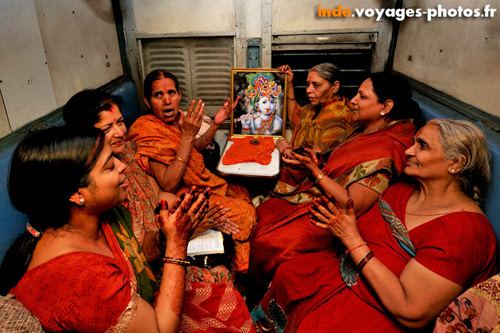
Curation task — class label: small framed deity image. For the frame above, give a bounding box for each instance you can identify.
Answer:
[230,68,287,138]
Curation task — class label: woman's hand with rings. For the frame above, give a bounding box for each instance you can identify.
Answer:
[278,65,294,85]
[179,99,204,138]
[309,197,360,245]
[158,186,209,248]
[289,147,319,169]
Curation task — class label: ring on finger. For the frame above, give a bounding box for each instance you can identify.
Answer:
[208,219,214,224]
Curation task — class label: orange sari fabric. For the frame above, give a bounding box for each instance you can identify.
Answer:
[120,141,159,243]
[222,137,275,165]
[128,115,257,273]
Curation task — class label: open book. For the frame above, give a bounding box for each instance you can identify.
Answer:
[187,229,225,256]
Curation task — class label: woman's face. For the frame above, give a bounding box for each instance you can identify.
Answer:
[257,96,276,115]
[81,143,128,211]
[145,78,181,124]
[404,124,453,180]
[94,104,127,155]
[350,78,386,127]
[305,71,335,106]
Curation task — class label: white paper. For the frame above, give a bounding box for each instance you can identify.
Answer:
[187,229,225,256]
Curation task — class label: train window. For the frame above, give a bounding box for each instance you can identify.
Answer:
[271,32,375,104]
[140,37,234,116]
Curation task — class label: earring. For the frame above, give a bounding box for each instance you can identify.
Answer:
[80,198,85,204]
[380,112,385,116]
[451,169,455,173]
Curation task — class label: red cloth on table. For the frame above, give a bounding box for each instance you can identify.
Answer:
[222,136,275,165]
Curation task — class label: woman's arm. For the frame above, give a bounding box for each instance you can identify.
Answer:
[291,150,380,216]
[149,101,204,192]
[311,200,463,328]
[127,188,208,332]
[278,65,298,126]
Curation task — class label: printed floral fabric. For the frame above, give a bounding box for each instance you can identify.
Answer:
[103,205,159,304]
[434,274,500,332]
[120,141,159,243]
[290,95,354,155]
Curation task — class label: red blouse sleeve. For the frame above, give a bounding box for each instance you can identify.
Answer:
[411,212,497,288]
[12,252,133,332]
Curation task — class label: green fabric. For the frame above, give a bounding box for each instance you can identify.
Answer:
[102,205,159,304]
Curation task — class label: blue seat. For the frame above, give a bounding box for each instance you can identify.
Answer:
[0,79,142,264]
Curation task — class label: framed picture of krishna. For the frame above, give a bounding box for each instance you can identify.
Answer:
[230,69,287,138]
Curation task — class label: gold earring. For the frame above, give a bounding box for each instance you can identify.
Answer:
[380,112,385,116]
[80,198,85,204]
[451,169,455,173]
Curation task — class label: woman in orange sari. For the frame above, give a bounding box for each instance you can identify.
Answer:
[250,73,419,300]
[128,70,257,275]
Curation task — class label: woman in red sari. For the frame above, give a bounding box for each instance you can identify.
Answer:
[250,73,419,299]
[253,119,497,332]
[2,126,210,332]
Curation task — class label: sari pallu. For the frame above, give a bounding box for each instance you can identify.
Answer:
[252,183,498,332]
[250,121,416,287]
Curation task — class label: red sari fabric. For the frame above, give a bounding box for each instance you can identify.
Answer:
[255,183,498,332]
[11,222,137,332]
[250,121,415,287]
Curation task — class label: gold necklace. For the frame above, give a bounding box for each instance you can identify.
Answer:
[406,211,447,217]
[63,226,102,240]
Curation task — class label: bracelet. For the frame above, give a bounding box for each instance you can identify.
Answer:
[315,172,326,184]
[176,155,187,164]
[357,251,375,271]
[162,256,190,266]
[345,241,367,255]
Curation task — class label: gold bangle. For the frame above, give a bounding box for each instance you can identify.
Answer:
[176,156,187,164]
[162,256,190,266]
[315,172,326,184]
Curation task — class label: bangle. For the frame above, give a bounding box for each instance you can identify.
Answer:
[357,251,375,271]
[315,172,326,184]
[176,155,187,164]
[345,241,367,255]
[162,256,190,266]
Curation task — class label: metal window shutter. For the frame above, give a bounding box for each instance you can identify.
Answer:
[142,37,234,113]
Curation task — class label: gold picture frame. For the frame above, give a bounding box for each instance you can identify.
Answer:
[230,68,287,138]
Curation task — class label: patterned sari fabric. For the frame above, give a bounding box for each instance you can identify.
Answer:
[274,96,354,194]
[10,219,140,332]
[182,266,256,332]
[289,95,354,154]
[102,205,159,304]
[434,274,500,332]
[251,183,498,332]
[128,114,257,273]
[250,121,415,290]
[120,141,160,243]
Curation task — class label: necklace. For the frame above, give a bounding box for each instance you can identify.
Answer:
[63,226,102,240]
[405,211,447,217]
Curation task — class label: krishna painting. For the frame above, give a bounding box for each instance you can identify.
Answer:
[231,69,287,137]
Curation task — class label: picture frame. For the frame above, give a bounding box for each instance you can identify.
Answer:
[230,68,287,138]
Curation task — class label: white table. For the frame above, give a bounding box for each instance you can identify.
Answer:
[216,140,281,177]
